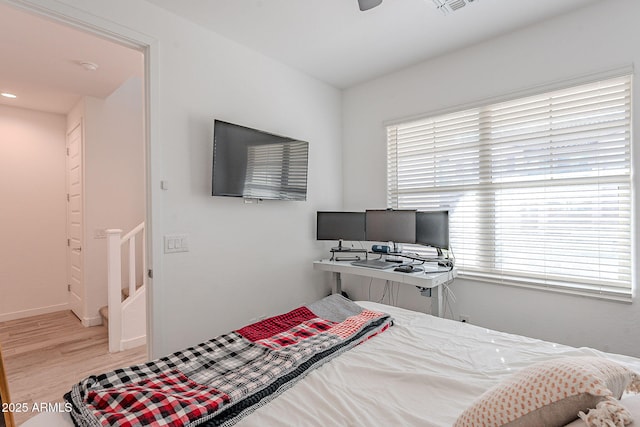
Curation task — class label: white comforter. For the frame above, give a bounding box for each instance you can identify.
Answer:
[237,301,640,427]
[23,301,640,427]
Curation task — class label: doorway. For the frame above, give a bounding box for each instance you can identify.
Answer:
[0,0,154,360]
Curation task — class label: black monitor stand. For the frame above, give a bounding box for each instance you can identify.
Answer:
[331,239,349,251]
[329,241,367,261]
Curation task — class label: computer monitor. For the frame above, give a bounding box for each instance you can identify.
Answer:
[416,210,450,252]
[365,210,416,247]
[317,211,366,250]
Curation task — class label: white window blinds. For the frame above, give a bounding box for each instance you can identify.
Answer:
[387,75,632,300]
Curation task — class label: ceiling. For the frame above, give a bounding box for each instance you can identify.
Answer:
[0,2,143,114]
[144,0,602,88]
[0,0,601,114]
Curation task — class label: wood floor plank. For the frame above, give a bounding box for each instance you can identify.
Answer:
[0,310,147,425]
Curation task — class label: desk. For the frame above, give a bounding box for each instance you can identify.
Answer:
[313,259,456,317]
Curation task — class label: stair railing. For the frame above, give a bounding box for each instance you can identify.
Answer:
[106,222,146,353]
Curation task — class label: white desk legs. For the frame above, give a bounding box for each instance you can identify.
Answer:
[431,286,442,317]
[332,269,443,318]
[334,272,342,295]
[420,286,443,317]
[314,260,455,319]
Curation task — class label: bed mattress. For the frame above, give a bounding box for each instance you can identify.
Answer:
[22,301,640,426]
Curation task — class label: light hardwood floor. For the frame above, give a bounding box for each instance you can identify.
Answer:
[0,310,147,425]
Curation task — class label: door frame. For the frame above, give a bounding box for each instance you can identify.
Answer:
[1,0,162,360]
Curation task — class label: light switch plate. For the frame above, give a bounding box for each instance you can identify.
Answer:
[164,234,189,253]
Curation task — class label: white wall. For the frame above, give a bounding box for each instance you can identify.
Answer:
[0,104,67,320]
[18,0,343,356]
[151,17,342,355]
[342,0,640,357]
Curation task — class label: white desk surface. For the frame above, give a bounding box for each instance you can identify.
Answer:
[313,259,456,288]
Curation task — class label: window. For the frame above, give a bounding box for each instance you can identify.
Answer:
[387,75,632,300]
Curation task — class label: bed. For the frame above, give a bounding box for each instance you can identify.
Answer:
[22,296,640,427]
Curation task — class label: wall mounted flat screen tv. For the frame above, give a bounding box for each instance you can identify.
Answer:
[212,120,309,201]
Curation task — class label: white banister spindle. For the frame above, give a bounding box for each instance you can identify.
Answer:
[106,229,123,353]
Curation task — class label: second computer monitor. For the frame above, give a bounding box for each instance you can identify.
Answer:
[365,210,416,244]
[416,210,449,250]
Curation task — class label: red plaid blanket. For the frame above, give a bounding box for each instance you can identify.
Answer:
[66,295,392,427]
[86,371,229,427]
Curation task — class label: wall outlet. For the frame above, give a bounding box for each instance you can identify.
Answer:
[459,315,470,323]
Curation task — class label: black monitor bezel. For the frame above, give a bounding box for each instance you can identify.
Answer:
[364,209,417,244]
[415,210,450,250]
[316,211,366,242]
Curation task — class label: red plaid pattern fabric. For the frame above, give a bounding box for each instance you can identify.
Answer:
[256,318,336,349]
[237,306,315,342]
[329,310,386,339]
[86,370,229,427]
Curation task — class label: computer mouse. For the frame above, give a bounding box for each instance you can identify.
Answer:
[394,265,414,273]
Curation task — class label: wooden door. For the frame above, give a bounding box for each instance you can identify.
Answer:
[67,122,84,319]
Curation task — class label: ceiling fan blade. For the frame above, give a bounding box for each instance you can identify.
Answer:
[358,0,383,11]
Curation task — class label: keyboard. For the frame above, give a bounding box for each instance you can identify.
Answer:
[351,259,396,270]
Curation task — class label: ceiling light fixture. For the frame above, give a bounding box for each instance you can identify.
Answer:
[358,0,383,11]
[79,61,99,71]
[1,92,17,99]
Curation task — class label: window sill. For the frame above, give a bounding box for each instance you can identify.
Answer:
[458,271,633,304]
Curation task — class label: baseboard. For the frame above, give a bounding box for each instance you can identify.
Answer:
[0,303,70,322]
[82,315,103,327]
[121,335,146,350]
